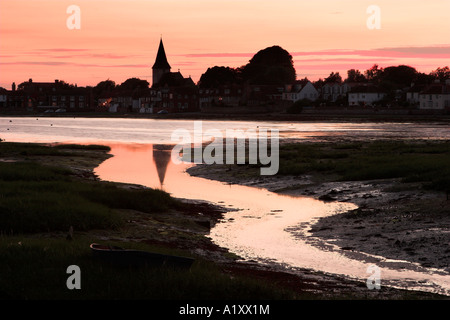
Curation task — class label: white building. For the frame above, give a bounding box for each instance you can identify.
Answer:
[283,80,319,102]
[406,84,426,106]
[348,86,386,106]
[419,81,450,110]
[321,82,351,102]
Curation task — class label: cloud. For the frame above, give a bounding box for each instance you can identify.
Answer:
[179,45,450,60]
[0,61,148,68]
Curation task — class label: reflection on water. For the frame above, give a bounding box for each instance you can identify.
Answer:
[95,143,450,296]
[153,145,172,188]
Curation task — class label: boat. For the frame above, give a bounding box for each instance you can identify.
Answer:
[90,243,195,269]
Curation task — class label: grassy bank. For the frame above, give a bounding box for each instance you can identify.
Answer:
[0,142,300,300]
[227,139,450,194]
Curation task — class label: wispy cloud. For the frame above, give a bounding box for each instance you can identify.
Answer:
[179,45,450,60]
[0,61,148,68]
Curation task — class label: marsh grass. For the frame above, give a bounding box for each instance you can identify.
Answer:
[0,143,178,234]
[0,237,297,300]
[275,140,450,192]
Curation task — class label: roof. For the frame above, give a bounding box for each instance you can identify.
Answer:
[152,38,171,70]
[420,83,450,95]
[349,85,385,93]
[154,72,195,88]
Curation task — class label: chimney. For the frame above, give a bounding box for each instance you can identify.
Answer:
[12,82,16,91]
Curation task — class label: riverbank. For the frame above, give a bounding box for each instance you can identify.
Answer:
[0,141,445,300]
[186,138,450,297]
[2,110,450,123]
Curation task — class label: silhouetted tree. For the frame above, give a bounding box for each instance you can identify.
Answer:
[365,64,384,83]
[324,72,342,83]
[380,65,418,89]
[93,79,116,96]
[346,69,366,83]
[198,66,241,88]
[430,66,450,82]
[240,46,296,85]
[118,78,149,91]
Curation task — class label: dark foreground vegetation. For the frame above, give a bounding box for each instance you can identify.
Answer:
[0,142,300,300]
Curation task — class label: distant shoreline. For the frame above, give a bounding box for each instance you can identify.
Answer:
[1,110,450,123]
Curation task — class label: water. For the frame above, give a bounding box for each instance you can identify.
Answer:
[1,117,449,296]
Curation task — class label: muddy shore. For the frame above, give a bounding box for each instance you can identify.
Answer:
[186,161,450,297]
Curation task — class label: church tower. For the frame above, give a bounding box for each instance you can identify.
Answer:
[152,38,171,87]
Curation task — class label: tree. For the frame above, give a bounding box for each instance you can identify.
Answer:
[430,66,450,82]
[324,72,342,83]
[93,79,116,96]
[118,78,149,91]
[380,65,417,88]
[346,69,366,83]
[365,64,384,83]
[198,66,241,88]
[240,46,296,85]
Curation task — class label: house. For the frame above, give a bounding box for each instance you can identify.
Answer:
[151,72,199,113]
[199,84,243,109]
[242,84,285,107]
[7,79,94,112]
[0,88,7,108]
[348,85,386,107]
[419,81,450,110]
[406,83,426,106]
[321,82,350,102]
[282,79,319,102]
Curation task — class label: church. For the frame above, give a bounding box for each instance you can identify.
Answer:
[148,38,198,113]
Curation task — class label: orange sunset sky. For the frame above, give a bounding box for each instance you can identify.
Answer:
[0,0,449,89]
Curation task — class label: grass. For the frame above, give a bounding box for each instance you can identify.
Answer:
[0,237,297,300]
[264,140,450,192]
[0,141,301,300]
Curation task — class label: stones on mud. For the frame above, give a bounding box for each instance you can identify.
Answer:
[318,194,336,202]
[310,226,333,233]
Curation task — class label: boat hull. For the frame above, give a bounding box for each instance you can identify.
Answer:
[90,243,194,269]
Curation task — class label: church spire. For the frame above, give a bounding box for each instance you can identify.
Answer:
[152,38,171,70]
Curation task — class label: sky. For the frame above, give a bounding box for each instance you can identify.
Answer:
[0,0,449,89]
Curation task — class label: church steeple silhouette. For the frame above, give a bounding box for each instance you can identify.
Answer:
[152,37,171,87]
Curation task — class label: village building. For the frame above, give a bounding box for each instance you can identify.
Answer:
[1,79,94,112]
[282,79,319,102]
[348,85,386,107]
[419,80,450,110]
